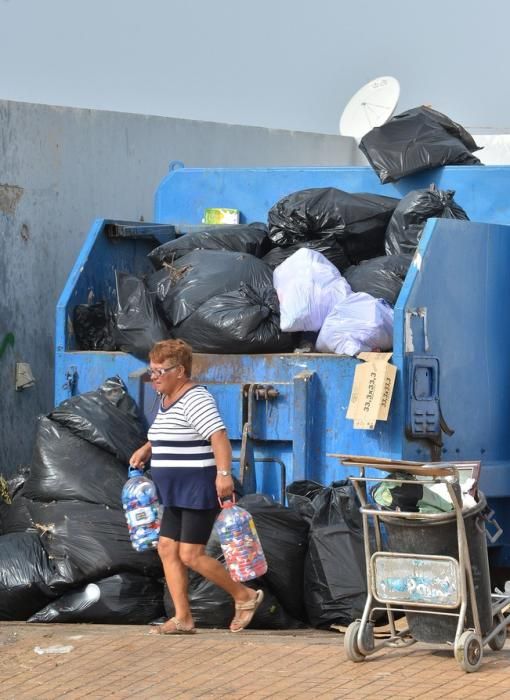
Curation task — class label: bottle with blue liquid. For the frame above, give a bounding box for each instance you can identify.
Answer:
[122,467,160,552]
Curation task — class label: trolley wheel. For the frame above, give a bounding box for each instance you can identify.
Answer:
[488,614,507,652]
[454,631,483,672]
[344,620,366,663]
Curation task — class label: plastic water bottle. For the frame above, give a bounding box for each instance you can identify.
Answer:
[214,500,267,582]
[122,467,160,552]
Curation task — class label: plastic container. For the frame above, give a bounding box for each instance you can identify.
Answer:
[215,500,267,582]
[381,493,493,643]
[121,467,160,552]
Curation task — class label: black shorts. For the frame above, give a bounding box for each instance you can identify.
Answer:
[159,506,220,545]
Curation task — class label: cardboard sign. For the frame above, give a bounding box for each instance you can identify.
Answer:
[346,352,397,430]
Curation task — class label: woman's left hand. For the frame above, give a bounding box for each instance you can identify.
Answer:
[216,474,234,499]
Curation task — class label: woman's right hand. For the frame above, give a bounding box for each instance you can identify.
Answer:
[129,441,152,469]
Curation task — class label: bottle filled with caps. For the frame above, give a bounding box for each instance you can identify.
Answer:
[122,467,160,552]
[215,499,267,582]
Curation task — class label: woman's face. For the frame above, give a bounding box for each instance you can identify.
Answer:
[148,359,184,394]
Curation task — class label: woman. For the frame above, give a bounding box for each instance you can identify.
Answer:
[130,339,263,634]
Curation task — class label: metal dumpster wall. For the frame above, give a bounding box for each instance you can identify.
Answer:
[154,165,510,226]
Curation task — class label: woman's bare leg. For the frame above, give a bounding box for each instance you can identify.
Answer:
[179,543,257,627]
[157,536,194,628]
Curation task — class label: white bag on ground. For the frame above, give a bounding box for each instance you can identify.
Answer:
[273,248,351,332]
[316,293,394,356]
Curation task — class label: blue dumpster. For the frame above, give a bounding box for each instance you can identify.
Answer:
[56,165,510,565]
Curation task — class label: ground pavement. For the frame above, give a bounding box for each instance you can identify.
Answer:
[1,623,509,699]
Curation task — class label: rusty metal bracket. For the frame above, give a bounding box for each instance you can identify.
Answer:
[239,383,279,493]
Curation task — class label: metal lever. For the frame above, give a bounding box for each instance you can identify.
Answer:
[239,383,279,493]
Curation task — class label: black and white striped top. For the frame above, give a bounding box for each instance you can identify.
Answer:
[148,385,225,508]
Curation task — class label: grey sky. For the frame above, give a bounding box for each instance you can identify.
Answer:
[1,0,508,134]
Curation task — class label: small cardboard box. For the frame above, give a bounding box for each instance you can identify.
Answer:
[346,352,397,430]
[202,208,240,225]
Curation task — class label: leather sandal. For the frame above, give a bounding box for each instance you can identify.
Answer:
[150,617,197,635]
[230,589,264,633]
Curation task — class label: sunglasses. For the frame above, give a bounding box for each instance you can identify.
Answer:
[145,364,180,378]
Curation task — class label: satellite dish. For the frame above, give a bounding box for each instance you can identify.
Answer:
[339,76,400,142]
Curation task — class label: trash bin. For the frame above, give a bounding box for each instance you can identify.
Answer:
[381,493,493,643]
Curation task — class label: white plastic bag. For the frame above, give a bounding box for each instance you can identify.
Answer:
[316,293,394,356]
[273,248,351,332]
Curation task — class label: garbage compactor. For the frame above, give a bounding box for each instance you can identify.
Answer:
[56,164,510,566]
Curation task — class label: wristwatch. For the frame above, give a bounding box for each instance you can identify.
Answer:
[217,470,232,477]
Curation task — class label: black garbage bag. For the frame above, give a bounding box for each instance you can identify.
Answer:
[163,528,302,629]
[112,271,170,361]
[28,573,165,624]
[286,480,366,628]
[384,186,469,256]
[343,254,413,306]
[0,466,35,535]
[262,238,351,273]
[27,500,162,587]
[371,475,424,512]
[49,376,147,465]
[172,283,294,354]
[73,302,116,351]
[0,494,35,535]
[148,223,272,267]
[148,250,275,327]
[359,105,482,184]
[0,532,58,620]
[237,494,309,621]
[23,417,126,508]
[267,188,399,264]
[285,480,325,523]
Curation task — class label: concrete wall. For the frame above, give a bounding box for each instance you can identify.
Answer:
[0,99,358,475]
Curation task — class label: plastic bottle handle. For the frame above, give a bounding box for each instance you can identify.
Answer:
[128,466,143,478]
[218,494,236,508]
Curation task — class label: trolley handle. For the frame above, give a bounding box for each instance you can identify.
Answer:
[343,461,458,479]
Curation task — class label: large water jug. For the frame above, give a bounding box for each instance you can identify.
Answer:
[214,499,267,582]
[121,467,160,552]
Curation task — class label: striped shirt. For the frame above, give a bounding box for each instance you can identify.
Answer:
[147,385,226,509]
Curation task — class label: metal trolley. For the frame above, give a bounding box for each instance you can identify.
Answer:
[342,459,510,673]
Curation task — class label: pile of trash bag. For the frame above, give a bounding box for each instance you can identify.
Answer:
[172,282,294,354]
[286,480,367,628]
[359,105,482,184]
[384,186,469,256]
[0,378,164,623]
[268,187,398,266]
[147,249,293,353]
[0,372,374,631]
[273,248,394,355]
[28,573,164,625]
